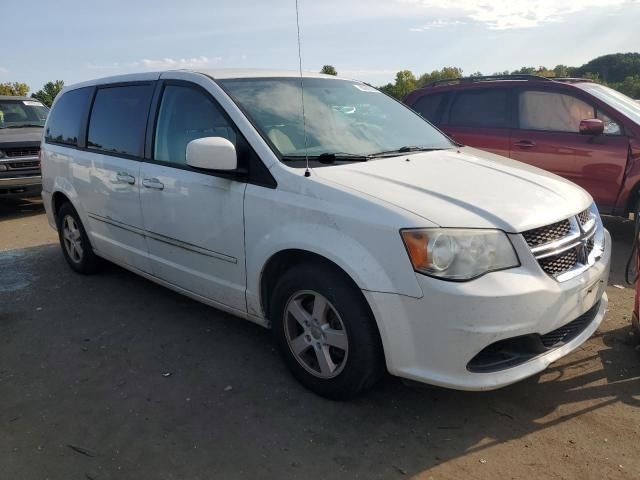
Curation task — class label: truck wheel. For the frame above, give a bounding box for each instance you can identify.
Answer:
[57,202,100,274]
[270,262,384,400]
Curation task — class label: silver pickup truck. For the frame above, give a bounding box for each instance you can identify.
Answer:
[0,96,49,197]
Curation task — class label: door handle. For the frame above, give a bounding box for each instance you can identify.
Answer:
[116,172,135,185]
[514,140,536,148]
[142,178,164,190]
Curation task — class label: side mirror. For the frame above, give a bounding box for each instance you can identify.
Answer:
[186,137,237,171]
[579,118,604,136]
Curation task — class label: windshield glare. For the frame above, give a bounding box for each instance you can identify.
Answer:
[576,82,640,125]
[218,77,453,160]
[0,99,49,128]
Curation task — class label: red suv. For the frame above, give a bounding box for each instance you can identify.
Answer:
[405,75,640,217]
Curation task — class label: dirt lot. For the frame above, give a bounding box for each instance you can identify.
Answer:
[1,197,639,480]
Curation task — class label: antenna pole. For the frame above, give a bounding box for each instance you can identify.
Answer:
[295,0,311,177]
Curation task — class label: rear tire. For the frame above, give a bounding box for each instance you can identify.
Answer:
[56,202,100,274]
[270,262,384,400]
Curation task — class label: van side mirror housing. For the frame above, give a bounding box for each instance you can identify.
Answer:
[186,137,237,171]
[579,118,604,136]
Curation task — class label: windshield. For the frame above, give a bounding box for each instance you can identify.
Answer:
[0,99,49,128]
[575,82,640,125]
[217,77,454,161]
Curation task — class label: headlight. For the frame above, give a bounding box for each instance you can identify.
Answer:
[400,228,519,281]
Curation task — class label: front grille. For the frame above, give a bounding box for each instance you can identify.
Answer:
[4,147,39,158]
[586,237,594,255]
[538,249,578,275]
[522,220,571,247]
[8,161,39,170]
[522,206,603,281]
[577,209,591,226]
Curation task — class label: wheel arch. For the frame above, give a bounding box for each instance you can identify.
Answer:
[259,248,388,368]
[51,190,72,223]
[625,180,640,215]
[260,249,361,320]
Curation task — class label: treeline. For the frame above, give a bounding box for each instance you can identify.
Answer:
[0,80,65,107]
[376,53,640,100]
[4,53,640,107]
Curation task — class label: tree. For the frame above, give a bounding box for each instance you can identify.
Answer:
[511,65,555,77]
[390,70,417,99]
[374,53,640,101]
[572,53,640,83]
[611,75,640,98]
[31,80,64,107]
[0,82,30,96]
[552,64,571,78]
[512,66,536,75]
[583,72,603,83]
[320,65,337,76]
[416,67,463,88]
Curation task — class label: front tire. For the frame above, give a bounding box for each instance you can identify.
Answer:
[270,262,384,400]
[57,202,100,274]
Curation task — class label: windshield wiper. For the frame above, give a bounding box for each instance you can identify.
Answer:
[281,152,368,164]
[3,124,44,129]
[368,146,446,158]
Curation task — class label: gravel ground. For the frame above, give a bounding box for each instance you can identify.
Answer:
[1,197,639,480]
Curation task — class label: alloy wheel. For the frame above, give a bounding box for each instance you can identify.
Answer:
[283,290,349,378]
[62,214,83,263]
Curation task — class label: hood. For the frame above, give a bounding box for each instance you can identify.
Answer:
[0,127,44,147]
[313,147,592,232]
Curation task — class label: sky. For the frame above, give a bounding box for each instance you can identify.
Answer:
[3,0,640,93]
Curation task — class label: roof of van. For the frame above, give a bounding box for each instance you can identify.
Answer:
[64,68,350,91]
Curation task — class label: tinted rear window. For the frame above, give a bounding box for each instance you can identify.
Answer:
[87,84,154,157]
[411,93,446,123]
[448,89,509,128]
[45,87,92,146]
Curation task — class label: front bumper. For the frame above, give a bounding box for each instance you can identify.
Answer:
[364,229,611,391]
[0,175,42,197]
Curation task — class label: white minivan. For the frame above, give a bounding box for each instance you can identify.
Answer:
[42,70,610,399]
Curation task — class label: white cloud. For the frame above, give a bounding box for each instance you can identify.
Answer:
[87,55,222,71]
[399,0,629,29]
[0,66,7,76]
[340,68,400,77]
[139,56,222,69]
[409,19,466,31]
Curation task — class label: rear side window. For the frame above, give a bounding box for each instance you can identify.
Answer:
[448,89,509,128]
[87,84,154,157]
[411,93,446,123]
[45,87,92,146]
[519,91,593,132]
[154,84,237,166]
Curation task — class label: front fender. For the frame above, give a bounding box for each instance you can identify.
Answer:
[244,186,426,319]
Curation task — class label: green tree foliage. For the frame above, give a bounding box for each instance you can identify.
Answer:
[512,66,536,75]
[31,80,64,107]
[610,75,640,99]
[553,65,572,78]
[380,70,417,99]
[572,53,640,83]
[416,67,463,88]
[320,65,337,76]
[377,53,640,100]
[511,66,556,77]
[0,82,30,96]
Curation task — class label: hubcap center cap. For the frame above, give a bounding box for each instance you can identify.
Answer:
[310,324,323,340]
